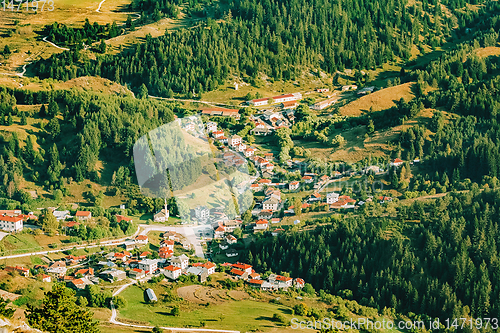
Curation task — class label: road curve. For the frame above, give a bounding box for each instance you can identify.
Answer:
[42,36,70,51]
[96,0,106,12]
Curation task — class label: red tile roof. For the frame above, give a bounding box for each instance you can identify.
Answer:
[75,211,91,217]
[165,265,181,272]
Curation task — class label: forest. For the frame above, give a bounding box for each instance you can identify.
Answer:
[31,0,499,95]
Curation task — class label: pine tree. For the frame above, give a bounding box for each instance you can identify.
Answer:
[20,111,27,125]
[26,284,99,333]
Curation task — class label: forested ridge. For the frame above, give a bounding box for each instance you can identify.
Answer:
[32,0,498,95]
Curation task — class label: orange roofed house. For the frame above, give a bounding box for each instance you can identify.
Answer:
[75,211,92,221]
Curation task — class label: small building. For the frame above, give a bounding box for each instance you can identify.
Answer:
[138,259,158,274]
[135,235,149,245]
[288,181,300,191]
[0,215,23,233]
[326,192,340,204]
[70,277,93,290]
[145,288,158,303]
[100,269,126,282]
[390,158,404,167]
[194,205,210,223]
[311,97,339,110]
[5,266,29,277]
[129,268,146,280]
[206,121,217,133]
[254,219,269,232]
[75,211,92,221]
[185,266,209,283]
[47,261,67,277]
[357,86,375,95]
[226,249,239,257]
[229,135,242,147]
[164,265,182,280]
[294,278,305,289]
[170,254,189,270]
[192,262,216,275]
[154,203,169,222]
[230,268,248,280]
[219,241,229,250]
[262,198,279,211]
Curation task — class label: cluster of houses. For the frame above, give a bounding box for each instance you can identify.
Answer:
[223,262,305,291]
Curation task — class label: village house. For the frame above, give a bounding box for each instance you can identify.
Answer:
[164,265,182,280]
[170,254,189,270]
[309,192,322,202]
[139,251,151,259]
[254,219,269,232]
[230,268,249,280]
[326,192,340,204]
[0,215,23,233]
[65,255,87,266]
[213,130,225,139]
[115,251,132,262]
[74,268,94,278]
[288,181,300,191]
[70,277,94,290]
[135,235,148,245]
[311,97,339,110]
[269,274,293,288]
[294,278,305,289]
[160,239,175,252]
[159,247,174,259]
[229,135,242,147]
[185,266,209,283]
[270,217,280,224]
[206,121,217,133]
[257,210,273,220]
[218,136,228,144]
[225,234,237,244]
[194,205,210,223]
[38,274,52,283]
[47,261,67,277]
[272,228,285,236]
[201,107,240,120]
[129,268,146,280]
[75,211,92,221]
[214,225,226,239]
[5,266,29,277]
[390,158,404,167]
[192,262,216,275]
[51,210,70,222]
[223,219,241,232]
[245,147,256,157]
[302,176,314,183]
[262,197,279,211]
[116,215,132,223]
[138,259,158,274]
[100,269,126,282]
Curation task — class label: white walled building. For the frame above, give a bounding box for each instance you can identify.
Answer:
[0,215,23,232]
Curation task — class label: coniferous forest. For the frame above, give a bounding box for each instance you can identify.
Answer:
[33,0,500,96]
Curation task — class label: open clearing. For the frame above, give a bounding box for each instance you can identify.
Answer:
[339,82,415,117]
[117,284,308,332]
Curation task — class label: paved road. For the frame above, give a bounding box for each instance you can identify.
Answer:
[0,226,142,260]
[96,0,106,12]
[0,232,8,241]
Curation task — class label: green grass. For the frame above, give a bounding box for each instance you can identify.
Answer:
[117,285,295,331]
[2,233,42,252]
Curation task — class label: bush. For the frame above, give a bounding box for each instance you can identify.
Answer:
[272,313,286,324]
